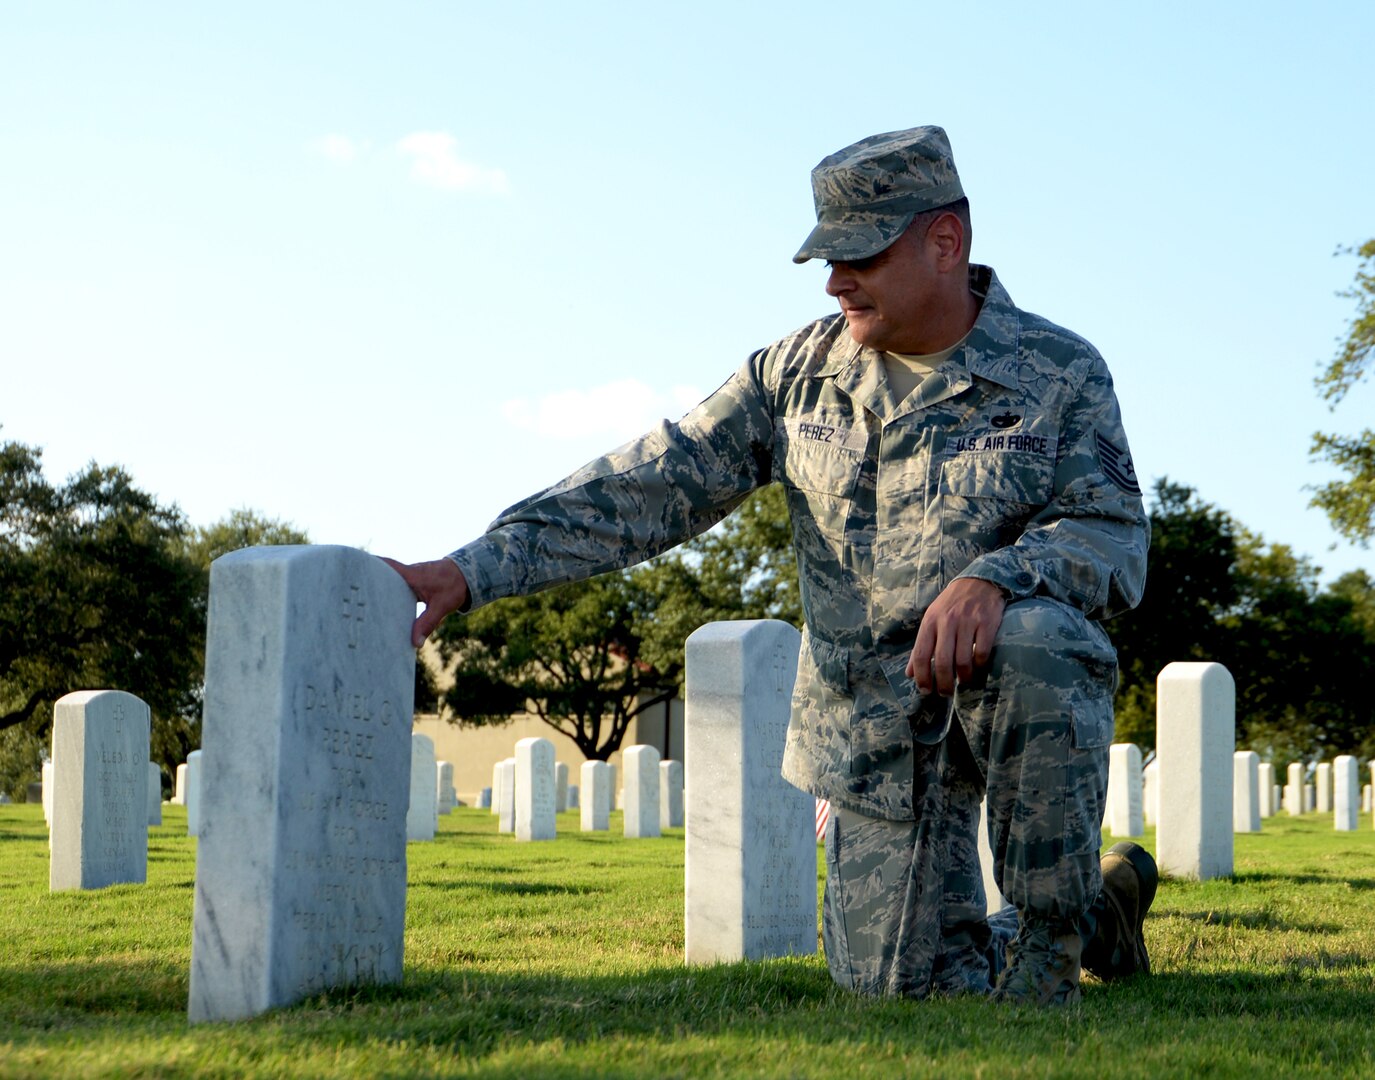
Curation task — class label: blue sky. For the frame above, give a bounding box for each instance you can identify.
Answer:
[5,2,1373,586]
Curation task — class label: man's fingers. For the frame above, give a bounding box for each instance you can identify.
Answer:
[377,556,470,648]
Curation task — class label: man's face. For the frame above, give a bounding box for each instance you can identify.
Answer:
[824,222,942,353]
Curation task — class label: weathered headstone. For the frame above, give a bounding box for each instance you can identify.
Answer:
[555,762,569,813]
[407,733,437,841]
[1143,757,1160,827]
[148,762,162,826]
[1333,755,1359,831]
[1106,743,1143,838]
[1285,762,1303,817]
[660,759,684,829]
[188,545,414,1024]
[436,760,457,815]
[515,737,556,842]
[1316,762,1333,813]
[174,763,188,805]
[497,758,516,834]
[622,744,660,839]
[49,690,150,891]
[580,760,609,831]
[1258,762,1276,818]
[685,620,815,963]
[185,750,203,837]
[1233,751,1260,833]
[1156,662,1234,880]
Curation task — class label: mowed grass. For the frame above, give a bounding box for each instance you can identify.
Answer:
[1,803,1374,1078]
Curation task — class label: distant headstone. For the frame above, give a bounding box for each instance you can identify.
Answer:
[515,737,556,842]
[567,784,579,809]
[622,744,661,839]
[1304,783,1315,812]
[436,760,457,815]
[497,758,516,834]
[608,764,617,811]
[1316,762,1332,813]
[188,545,414,1024]
[977,796,1007,916]
[660,760,684,829]
[1156,662,1234,880]
[555,762,569,813]
[580,761,609,831]
[1106,743,1143,838]
[407,734,437,841]
[1333,755,1358,831]
[1143,757,1160,827]
[478,787,492,809]
[1258,762,1276,818]
[1285,763,1303,817]
[49,690,150,891]
[185,750,203,837]
[684,620,816,963]
[1363,784,1371,814]
[1233,751,1260,833]
[26,782,42,805]
[490,760,503,815]
[148,762,162,826]
[42,761,53,826]
[174,763,188,805]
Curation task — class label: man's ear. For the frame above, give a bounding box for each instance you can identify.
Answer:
[927,212,966,270]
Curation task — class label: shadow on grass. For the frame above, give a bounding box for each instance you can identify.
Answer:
[1232,871,1375,890]
[418,880,606,898]
[1167,909,1342,934]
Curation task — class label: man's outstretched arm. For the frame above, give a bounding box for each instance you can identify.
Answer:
[380,557,469,648]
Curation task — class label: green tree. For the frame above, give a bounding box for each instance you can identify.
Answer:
[184,507,309,569]
[1310,239,1375,544]
[432,571,677,761]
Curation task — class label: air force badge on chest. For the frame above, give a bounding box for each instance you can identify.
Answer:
[949,408,1056,458]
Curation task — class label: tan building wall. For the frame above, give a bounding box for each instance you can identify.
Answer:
[415,696,685,805]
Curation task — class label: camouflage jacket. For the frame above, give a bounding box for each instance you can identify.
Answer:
[450,266,1149,819]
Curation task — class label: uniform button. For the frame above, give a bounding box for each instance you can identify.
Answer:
[1016,572,1034,587]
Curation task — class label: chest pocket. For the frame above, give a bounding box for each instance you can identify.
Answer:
[940,451,1054,505]
[938,452,1056,580]
[773,418,866,497]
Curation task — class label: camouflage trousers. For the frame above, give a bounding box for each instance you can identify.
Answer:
[821,598,1115,998]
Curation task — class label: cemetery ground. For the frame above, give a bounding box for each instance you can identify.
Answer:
[1,808,1373,1079]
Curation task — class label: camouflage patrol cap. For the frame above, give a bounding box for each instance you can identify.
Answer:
[793,126,965,264]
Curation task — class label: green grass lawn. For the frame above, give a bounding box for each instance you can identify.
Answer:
[1,803,1373,1078]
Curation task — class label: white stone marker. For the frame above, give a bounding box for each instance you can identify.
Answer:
[490,760,503,815]
[608,764,617,811]
[1107,743,1143,838]
[174,763,188,805]
[660,760,684,829]
[580,760,610,831]
[407,733,437,841]
[622,744,661,839]
[1258,762,1276,818]
[1333,755,1359,831]
[1156,662,1234,880]
[1233,751,1260,833]
[1316,762,1332,813]
[1304,784,1315,812]
[148,762,162,826]
[567,784,579,809]
[1143,758,1160,827]
[1285,763,1303,817]
[49,690,150,891]
[1363,784,1371,814]
[515,737,556,842]
[555,762,569,812]
[42,761,54,826]
[1274,784,1282,814]
[497,758,516,834]
[185,750,203,837]
[685,620,816,963]
[977,796,1008,916]
[436,760,457,815]
[478,787,492,809]
[188,545,415,1024]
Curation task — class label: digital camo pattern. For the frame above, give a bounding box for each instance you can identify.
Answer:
[449,264,1148,821]
[793,125,966,265]
[821,598,1111,999]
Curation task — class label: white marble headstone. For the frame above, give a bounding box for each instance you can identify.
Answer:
[490,759,503,815]
[515,737,556,841]
[1233,751,1260,833]
[660,759,684,829]
[622,744,660,839]
[49,690,150,891]
[407,733,437,841]
[42,761,53,826]
[1106,743,1143,838]
[1285,762,1303,817]
[1304,783,1315,812]
[555,762,569,813]
[174,762,188,805]
[185,750,203,837]
[436,760,456,815]
[567,784,579,809]
[580,760,609,831]
[1363,784,1371,814]
[497,758,516,833]
[1156,662,1234,880]
[1316,762,1332,813]
[1258,762,1276,818]
[188,545,414,1024]
[685,620,815,963]
[607,764,617,811]
[1333,755,1359,831]
[478,787,492,809]
[1143,757,1160,827]
[148,762,162,826]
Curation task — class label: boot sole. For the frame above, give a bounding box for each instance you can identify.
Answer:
[1106,841,1157,975]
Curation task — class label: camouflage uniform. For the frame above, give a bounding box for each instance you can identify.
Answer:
[449,129,1148,1000]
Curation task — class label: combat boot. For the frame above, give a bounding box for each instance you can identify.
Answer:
[990,917,1082,1006]
[1082,841,1157,981]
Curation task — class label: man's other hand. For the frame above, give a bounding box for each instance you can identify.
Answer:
[379,557,470,648]
[906,577,1006,696]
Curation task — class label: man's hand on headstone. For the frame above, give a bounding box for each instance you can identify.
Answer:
[906,577,1006,696]
[379,557,470,647]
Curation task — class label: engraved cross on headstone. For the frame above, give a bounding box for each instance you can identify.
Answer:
[342,584,365,649]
